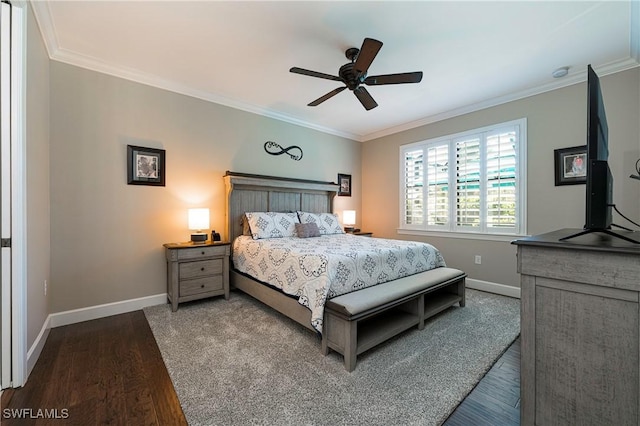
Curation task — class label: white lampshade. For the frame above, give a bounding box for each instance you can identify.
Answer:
[188,208,210,230]
[343,210,356,226]
[188,208,210,243]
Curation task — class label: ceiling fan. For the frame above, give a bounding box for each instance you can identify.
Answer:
[290,37,423,111]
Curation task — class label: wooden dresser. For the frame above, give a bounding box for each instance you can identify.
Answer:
[513,229,640,425]
[164,241,230,311]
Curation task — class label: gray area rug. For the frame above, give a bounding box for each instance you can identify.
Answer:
[144,289,520,426]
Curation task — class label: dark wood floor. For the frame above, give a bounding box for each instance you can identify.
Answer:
[2,311,519,425]
[444,337,521,425]
[0,311,186,426]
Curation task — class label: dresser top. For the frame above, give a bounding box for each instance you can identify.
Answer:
[163,241,230,249]
[512,228,640,254]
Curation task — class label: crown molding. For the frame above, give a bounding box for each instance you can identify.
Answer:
[30,0,640,144]
[630,0,640,62]
[50,47,361,141]
[29,1,58,57]
[29,1,360,142]
[363,58,640,142]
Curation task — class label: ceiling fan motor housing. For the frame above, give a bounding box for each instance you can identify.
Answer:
[339,63,362,90]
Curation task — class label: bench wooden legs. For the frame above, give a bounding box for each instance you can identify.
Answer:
[418,294,426,330]
[457,280,466,307]
[344,321,357,372]
[322,312,358,372]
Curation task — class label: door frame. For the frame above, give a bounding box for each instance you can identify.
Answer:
[1,0,26,389]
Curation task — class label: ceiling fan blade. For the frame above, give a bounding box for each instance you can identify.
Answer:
[364,71,423,85]
[308,86,347,106]
[354,38,383,77]
[353,86,378,111]
[290,67,342,82]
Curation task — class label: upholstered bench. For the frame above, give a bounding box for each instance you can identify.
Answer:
[321,267,466,372]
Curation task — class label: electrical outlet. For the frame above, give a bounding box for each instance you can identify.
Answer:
[44,280,47,296]
[474,255,482,265]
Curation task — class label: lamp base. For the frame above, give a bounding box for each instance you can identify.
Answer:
[345,227,360,233]
[190,233,208,243]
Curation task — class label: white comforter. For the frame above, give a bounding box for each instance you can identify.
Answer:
[232,234,446,332]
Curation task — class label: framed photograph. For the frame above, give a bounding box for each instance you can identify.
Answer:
[337,173,351,196]
[554,145,587,186]
[127,145,166,186]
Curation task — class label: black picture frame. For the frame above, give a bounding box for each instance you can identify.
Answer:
[554,145,587,186]
[337,173,351,196]
[127,145,166,186]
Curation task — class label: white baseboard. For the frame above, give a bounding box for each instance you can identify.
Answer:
[27,316,50,378]
[466,278,521,299]
[49,293,168,328]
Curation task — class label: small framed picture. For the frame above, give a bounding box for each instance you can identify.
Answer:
[338,173,351,196]
[127,145,166,186]
[554,145,587,186]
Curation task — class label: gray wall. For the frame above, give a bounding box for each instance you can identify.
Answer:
[26,2,51,353]
[49,62,361,313]
[362,67,640,288]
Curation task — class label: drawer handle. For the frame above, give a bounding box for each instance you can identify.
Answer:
[201,251,205,255]
[201,267,205,271]
[200,284,205,288]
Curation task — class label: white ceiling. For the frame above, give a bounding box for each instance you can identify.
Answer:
[32,1,639,142]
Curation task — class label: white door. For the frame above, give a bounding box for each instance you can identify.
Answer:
[0,0,13,389]
[0,0,25,390]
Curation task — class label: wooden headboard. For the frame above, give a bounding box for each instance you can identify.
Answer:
[223,171,339,242]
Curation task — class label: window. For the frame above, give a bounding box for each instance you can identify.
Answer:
[400,119,526,236]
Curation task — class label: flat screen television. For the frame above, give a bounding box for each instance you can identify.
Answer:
[561,65,639,244]
[585,64,612,229]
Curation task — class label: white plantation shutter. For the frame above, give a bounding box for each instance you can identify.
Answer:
[426,144,449,227]
[486,128,518,231]
[455,137,481,230]
[400,119,526,236]
[403,149,424,226]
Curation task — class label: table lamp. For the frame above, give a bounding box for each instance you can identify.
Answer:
[188,208,210,243]
[343,210,357,233]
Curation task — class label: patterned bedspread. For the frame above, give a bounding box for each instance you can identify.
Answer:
[232,234,446,333]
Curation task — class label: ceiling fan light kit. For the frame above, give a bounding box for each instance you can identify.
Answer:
[290,37,423,111]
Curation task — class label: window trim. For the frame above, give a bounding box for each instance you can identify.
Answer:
[399,118,527,236]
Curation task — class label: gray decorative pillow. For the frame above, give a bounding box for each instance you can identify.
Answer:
[245,212,299,240]
[295,222,321,238]
[297,211,345,235]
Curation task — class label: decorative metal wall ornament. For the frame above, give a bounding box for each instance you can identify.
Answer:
[264,141,303,161]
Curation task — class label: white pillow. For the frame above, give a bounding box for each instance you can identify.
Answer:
[245,212,299,240]
[297,211,345,235]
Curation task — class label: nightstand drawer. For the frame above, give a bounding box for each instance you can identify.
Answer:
[177,245,229,260]
[180,259,223,279]
[180,276,224,297]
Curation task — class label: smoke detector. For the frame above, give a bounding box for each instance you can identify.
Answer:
[552,66,570,78]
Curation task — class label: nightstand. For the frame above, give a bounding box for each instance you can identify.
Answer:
[163,241,230,312]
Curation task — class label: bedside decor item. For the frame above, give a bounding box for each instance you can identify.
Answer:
[337,173,351,196]
[211,230,221,241]
[188,208,210,243]
[343,210,357,232]
[263,141,303,161]
[127,145,166,186]
[554,145,587,186]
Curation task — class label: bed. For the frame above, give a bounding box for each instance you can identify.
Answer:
[224,171,466,370]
